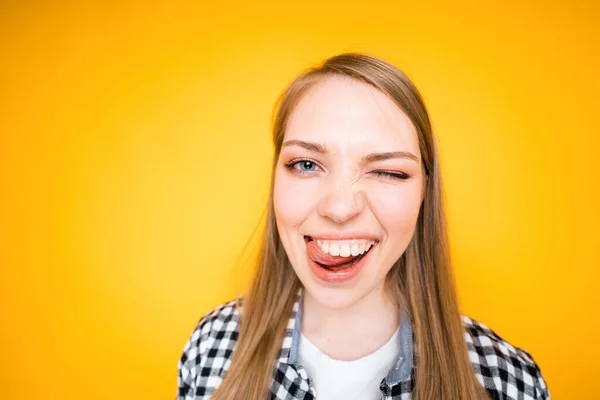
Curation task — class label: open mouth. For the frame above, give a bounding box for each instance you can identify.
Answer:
[304,236,378,271]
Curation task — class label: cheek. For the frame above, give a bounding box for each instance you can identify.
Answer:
[367,182,423,234]
[273,171,316,229]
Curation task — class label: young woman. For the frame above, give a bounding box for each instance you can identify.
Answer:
[177,53,550,400]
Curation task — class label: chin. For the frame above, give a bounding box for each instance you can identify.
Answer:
[300,278,372,310]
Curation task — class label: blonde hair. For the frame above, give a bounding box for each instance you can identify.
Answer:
[212,53,489,399]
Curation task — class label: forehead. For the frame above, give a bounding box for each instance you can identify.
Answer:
[285,75,419,155]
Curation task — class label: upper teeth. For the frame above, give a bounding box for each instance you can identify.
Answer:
[315,239,376,257]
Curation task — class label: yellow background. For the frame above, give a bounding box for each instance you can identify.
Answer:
[1,1,598,398]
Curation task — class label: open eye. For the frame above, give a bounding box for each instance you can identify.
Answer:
[296,160,318,172]
[284,158,323,175]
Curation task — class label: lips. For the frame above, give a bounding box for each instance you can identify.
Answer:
[304,236,377,282]
[306,240,357,267]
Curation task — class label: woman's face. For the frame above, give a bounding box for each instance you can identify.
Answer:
[273,75,425,310]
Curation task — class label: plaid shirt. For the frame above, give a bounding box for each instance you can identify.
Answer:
[178,293,550,399]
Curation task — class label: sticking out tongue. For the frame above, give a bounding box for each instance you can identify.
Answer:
[306,240,358,267]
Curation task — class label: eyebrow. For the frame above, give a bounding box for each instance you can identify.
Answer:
[362,151,419,163]
[281,139,419,163]
[282,139,327,153]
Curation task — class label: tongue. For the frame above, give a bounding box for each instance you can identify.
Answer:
[306,241,357,267]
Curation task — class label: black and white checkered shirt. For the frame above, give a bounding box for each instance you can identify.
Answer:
[177,292,550,399]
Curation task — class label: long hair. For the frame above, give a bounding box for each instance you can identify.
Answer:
[212,53,488,399]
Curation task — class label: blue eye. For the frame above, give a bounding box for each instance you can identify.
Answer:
[284,158,321,175]
[297,160,317,171]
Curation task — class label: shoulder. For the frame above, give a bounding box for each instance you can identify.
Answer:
[178,298,242,398]
[461,315,550,399]
[182,298,243,362]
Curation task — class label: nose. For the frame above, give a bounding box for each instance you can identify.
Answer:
[317,179,365,224]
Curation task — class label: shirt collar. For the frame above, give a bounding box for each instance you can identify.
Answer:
[277,288,414,386]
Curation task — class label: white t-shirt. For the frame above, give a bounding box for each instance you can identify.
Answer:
[298,328,400,400]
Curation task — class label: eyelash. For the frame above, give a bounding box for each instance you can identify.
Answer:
[283,158,410,180]
[284,158,320,176]
[372,170,410,180]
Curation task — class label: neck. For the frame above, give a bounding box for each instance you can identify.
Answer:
[301,284,400,361]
